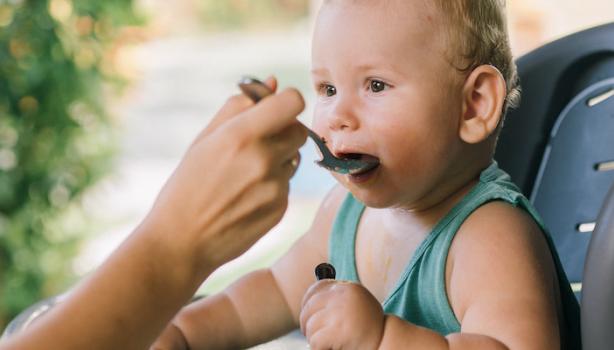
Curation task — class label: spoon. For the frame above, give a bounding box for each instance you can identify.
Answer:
[238,77,380,175]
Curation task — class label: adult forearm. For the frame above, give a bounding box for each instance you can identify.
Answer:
[1,223,207,350]
[377,315,509,350]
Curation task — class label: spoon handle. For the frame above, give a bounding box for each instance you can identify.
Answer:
[237,77,272,103]
[238,77,329,153]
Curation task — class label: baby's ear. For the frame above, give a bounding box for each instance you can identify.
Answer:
[459,65,506,144]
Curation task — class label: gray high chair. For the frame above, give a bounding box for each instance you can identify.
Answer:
[495,22,614,298]
[494,22,614,349]
[3,23,614,349]
[582,182,614,349]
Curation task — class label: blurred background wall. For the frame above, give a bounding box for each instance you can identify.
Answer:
[507,0,614,54]
[0,0,612,328]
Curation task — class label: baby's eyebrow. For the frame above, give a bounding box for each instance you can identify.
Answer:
[355,63,378,72]
[311,63,398,75]
[355,62,403,75]
[311,62,404,78]
[311,65,383,74]
[311,67,330,75]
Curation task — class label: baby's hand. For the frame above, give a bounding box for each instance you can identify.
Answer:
[300,280,385,350]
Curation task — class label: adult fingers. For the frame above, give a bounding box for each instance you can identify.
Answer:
[200,93,255,138]
[263,76,278,93]
[268,122,308,168]
[209,75,277,131]
[199,75,282,139]
[271,121,308,149]
[283,152,301,179]
[238,87,305,138]
[268,151,301,185]
[198,177,291,267]
[229,186,290,251]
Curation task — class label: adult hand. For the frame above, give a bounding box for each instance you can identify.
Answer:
[142,76,307,277]
[300,281,386,350]
[0,77,307,350]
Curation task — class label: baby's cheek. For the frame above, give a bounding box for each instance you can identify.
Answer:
[310,109,330,134]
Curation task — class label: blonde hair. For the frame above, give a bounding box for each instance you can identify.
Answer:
[435,0,521,113]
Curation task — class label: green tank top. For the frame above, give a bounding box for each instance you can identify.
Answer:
[328,162,581,348]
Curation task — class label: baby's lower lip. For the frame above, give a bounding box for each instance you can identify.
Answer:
[348,164,380,184]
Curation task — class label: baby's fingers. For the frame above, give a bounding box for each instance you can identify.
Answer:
[302,308,331,344]
[299,281,337,334]
[301,280,337,310]
[308,327,341,350]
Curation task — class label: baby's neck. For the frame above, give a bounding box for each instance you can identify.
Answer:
[392,178,478,231]
[388,159,491,228]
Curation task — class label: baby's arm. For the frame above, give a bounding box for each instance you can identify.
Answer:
[152,185,347,349]
[299,201,563,350]
[377,201,562,349]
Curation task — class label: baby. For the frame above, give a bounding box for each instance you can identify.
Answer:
[153,0,580,349]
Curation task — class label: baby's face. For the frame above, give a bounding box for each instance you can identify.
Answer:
[311,1,466,209]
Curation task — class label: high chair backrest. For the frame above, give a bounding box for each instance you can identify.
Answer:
[494,22,614,299]
[582,182,614,349]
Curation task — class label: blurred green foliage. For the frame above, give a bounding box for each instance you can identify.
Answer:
[0,0,140,327]
[198,0,309,30]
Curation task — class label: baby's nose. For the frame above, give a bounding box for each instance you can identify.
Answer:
[327,101,360,131]
[328,116,357,131]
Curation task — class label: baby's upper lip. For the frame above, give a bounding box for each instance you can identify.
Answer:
[331,146,379,162]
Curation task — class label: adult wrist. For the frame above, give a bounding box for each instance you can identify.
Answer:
[132,219,211,290]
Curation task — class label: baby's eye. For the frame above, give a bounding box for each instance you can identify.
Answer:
[369,79,389,93]
[319,84,337,97]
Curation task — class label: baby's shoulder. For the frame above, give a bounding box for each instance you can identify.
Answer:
[446,201,563,338]
[455,200,546,252]
[451,200,551,265]
[307,184,349,242]
[448,201,557,303]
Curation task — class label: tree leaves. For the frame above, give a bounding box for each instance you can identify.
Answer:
[0,0,138,327]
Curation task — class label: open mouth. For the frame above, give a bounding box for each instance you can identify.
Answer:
[337,153,381,176]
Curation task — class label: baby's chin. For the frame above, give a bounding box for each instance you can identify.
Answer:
[347,189,398,209]
[346,185,425,210]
